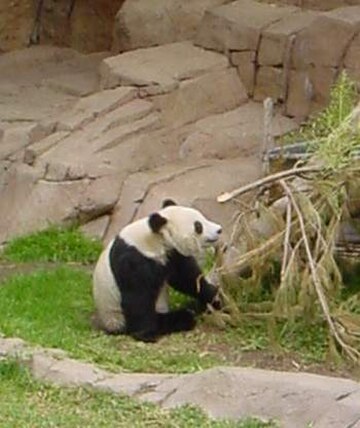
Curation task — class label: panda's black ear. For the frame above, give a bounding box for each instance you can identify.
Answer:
[162,199,177,208]
[149,213,167,233]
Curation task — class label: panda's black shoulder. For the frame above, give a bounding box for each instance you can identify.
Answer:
[109,235,161,268]
[109,236,166,284]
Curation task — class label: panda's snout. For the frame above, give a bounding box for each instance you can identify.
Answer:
[205,224,222,243]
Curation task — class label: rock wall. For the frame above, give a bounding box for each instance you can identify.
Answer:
[0,0,33,52]
[3,0,360,242]
[0,0,125,53]
[112,0,231,52]
[112,0,360,120]
[194,0,360,119]
[260,0,360,10]
[0,43,296,243]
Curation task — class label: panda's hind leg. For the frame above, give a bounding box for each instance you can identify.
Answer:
[123,294,195,342]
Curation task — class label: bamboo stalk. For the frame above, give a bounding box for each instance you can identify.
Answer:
[281,198,292,283]
[280,179,360,362]
[217,166,321,203]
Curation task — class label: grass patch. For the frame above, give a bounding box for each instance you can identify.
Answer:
[0,267,329,373]
[1,226,102,264]
[0,360,276,428]
[0,225,345,375]
[0,267,221,373]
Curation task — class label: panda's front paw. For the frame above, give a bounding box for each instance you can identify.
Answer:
[157,309,196,334]
[171,308,196,332]
[132,330,159,343]
[179,308,197,331]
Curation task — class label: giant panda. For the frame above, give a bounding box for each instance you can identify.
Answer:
[93,199,223,342]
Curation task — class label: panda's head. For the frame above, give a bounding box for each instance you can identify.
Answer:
[148,199,222,257]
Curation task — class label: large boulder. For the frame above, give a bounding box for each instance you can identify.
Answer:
[179,102,297,161]
[100,41,229,94]
[0,44,296,244]
[195,0,298,53]
[112,0,229,52]
[0,162,123,243]
[292,6,360,68]
[258,11,317,67]
[104,157,263,243]
[153,68,247,128]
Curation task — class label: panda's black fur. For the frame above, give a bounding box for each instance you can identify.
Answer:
[93,199,222,342]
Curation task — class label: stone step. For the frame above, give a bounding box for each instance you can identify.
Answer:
[99,41,229,95]
[112,0,229,53]
[56,87,138,132]
[39,103,159,163]
[0,47,110,125]
[179,101,297,161]
[94,98,154,134]
[93,112,161,153]
[0,123,53,162]
[43,71,99,97]
[0,84,76,123]
[195,0,298,53]
[154,67,247,128]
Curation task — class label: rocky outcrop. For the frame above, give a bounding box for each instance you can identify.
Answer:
[7,1,360,243]
[260,0,360,10]
[112,0,230,52]
[194,1,360,119]
[0,43,296,244]
[0,0,125,53]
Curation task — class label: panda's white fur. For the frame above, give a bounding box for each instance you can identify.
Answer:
[92,200,222,342]
[93,238,171,333]
[120,205,221,259]
[93,242,125,333]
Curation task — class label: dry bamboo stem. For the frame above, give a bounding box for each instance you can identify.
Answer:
[280,179,360,361]
[281,198,292,283]
[217,166,321,203]
[262,98,274,176]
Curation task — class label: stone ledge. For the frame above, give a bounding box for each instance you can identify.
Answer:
[99,41,229,93]
[1,336,359,428]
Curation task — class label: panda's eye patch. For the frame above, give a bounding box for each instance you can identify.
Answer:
[194,221,203,234]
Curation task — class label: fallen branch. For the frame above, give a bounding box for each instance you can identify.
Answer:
[280,179,360,362]
[217,165,321,203]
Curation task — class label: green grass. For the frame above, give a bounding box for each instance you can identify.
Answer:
[0,360,276,428]
[1,226,102,264]
[0,266,220,373]
[282,71,358,146]
[0,226,336,374]
[0,266,329,373]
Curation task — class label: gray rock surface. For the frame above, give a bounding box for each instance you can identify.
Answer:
[195,0,298,52]
[100,41,229,93]
[113,0,230,52]
[0,337,359,428]
[193,0,360,119]
[3,2,360,243]
[0,41,296,244]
